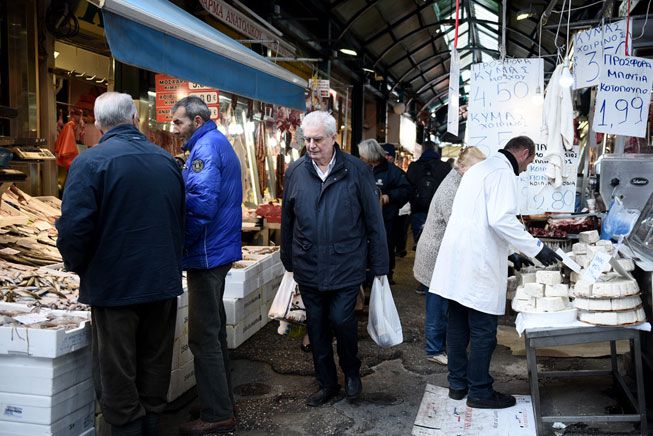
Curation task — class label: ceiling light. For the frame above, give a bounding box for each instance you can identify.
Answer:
[516,10,533,20]
[54,51,60,59]
[362,67,374,73]
[340,48,358,56]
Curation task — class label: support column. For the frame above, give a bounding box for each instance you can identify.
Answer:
[351,81,364,156]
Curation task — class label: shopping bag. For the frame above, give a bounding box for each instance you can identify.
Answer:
[268,271,306,324]
[601,198,640,240]
[367,276,403,348]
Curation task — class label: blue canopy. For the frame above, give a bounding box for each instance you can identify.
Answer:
[90,0,307,110]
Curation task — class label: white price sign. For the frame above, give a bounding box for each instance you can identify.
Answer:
[582,251,612,283]
[518,144,580,214]
[573,20,631,89]
[592,54,653,138]
[467,59,544,156]
[190,91,219,105]
[188,82,211,90]
[447,48,460,136]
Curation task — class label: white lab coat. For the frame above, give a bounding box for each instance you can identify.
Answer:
[429,153,543,315]
[543,64,574,188]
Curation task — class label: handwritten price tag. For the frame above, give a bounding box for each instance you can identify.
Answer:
[582,251,612,283]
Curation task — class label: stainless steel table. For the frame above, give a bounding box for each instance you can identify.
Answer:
[525,326,647,436]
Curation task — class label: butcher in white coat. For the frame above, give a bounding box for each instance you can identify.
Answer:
[429,136,561,409]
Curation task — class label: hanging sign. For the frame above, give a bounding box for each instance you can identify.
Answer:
[155,74,220,123]
[518,144,580,214]
[592,54,653,138]
[573,19,632,90]
[467,59,544,157]
[447,48,460,136]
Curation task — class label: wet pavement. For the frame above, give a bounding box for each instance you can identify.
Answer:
[159,249,651,436]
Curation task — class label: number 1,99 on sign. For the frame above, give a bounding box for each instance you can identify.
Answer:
[597,96,644,128]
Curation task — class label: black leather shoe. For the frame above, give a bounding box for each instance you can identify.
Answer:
[306,386,340,407]
[448,387,468,400]
[466,391,516,409]
[345,376,362,400]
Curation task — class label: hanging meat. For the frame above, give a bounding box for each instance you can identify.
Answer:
[255,121,268,196]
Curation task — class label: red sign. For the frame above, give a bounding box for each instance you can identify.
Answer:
[155,74,220,123]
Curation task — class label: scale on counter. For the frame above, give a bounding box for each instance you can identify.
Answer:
[599,154,653,211]
[0,137,55,160]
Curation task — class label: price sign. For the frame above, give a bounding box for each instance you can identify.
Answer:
[582,251,612,283]
[155,74,220,122]
[592,54,653,138]
[518,144,580,214]
[573,19,631,89]
[447,48,460,136]
[467,59,544,156]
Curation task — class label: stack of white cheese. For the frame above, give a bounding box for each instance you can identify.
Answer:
[512,269,571,313]
[569,230,646,326]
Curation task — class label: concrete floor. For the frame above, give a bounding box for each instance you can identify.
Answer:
[159,249,651,436]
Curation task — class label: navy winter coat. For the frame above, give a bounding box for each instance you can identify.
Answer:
[280,146,389,290]
[182,120,242,270]
[372,159,411,223]
[56,124,184,306]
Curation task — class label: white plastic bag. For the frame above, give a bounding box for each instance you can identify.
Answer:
[367,276,403,348]
[268,271,306,324]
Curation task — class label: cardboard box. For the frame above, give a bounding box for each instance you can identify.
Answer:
[167,359,195,402]
[223,290,262,325]
[0,378,94,424]
[226,310,264,349]
[0,399,94,436]
[0,349,91,396]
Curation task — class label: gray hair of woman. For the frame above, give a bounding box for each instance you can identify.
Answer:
[301,111,337,137]
[94,92,138,132]
[358,138,387,164]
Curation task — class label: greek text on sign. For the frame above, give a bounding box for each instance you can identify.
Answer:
[592,54,653,138]
[518,144,580,214]
[447,48,460,136]
[467,59,544,157]
[573,19,631,89]
[155,74,220,123]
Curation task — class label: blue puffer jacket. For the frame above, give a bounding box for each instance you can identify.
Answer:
[182,120,242,270]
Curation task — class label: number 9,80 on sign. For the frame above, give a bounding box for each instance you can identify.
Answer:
[190,91,218,105]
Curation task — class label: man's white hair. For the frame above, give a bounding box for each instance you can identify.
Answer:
[94,92,137,131]
[301,111,337,136]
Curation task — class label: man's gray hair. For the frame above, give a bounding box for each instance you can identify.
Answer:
[94,92,137,131]
[358,138,387,163]
[301,111,337,137]
[172,96,211,122]
[504,136,536,156]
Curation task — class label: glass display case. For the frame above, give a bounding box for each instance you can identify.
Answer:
[629,192,653,262]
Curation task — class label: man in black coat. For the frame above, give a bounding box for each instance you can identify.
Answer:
[281,111,388,407]
[57,92,184,436]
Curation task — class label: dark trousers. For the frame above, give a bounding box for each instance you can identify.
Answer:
[187,263,234,422]
[446,299,498,400]
[91,298,177,426]
[393,214,410,254]
[300,284,361,390]
[383,217,396,279]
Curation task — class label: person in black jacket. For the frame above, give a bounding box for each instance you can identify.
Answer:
[358,139,411,284]
[281,111,388,407]
[406,141,451,245]
[56,92,184,436]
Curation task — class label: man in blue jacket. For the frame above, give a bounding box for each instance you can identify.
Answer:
[57,92,184,436]
[172,96,242,436]
[281,111,388,407]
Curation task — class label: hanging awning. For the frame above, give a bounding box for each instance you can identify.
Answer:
[87,0,307,110]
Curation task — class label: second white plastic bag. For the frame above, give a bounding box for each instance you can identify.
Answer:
[367,275,403,348]
[268,271,306,324]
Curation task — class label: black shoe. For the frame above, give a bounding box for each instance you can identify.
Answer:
[300,343,312,353]
[466,391,516,409]
[345,376,362,401]
[306,386,340,407]
[448,387,468,400]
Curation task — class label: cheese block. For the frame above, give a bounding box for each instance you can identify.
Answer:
[573,273,640,298]
[570,271,582,283]
[513,286,530,301]
[523,282,545,297]
[575,255,590,268]
[573,295,642,311]
[520,272,537,285]
[579,230,600,244]
[615,257,635,272]
[578,306,646,326]
[537,296,569,312]
[512,298,536,313]
[545,283,569,297]
[572,242,588,255]
[595,239,615,254]
[587,244,609,260]
[535,270,562,285]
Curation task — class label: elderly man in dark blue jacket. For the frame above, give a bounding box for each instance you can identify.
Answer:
[281,111,389,407]
[57,92,184,436]
[172,96,242,436]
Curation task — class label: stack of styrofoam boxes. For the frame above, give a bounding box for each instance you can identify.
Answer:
[167,289,196,402]
[224,247,284,349]
[0,303,95,436]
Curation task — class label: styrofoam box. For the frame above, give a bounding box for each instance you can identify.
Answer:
[0,304,91,358]
[177,290,189,309]
[167,359,195,402]
[260,299,273,324]
[223,289,262,325]
[226,310,264,349]
[171,331,193,371]
[79,427,95,436]
[0,399,94,436]
[174,306,189,339]
[223,275,263,299]
[263,275,284,303]
[0,378,94,424]
[0,348,91,396]
[226,261,262,282]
